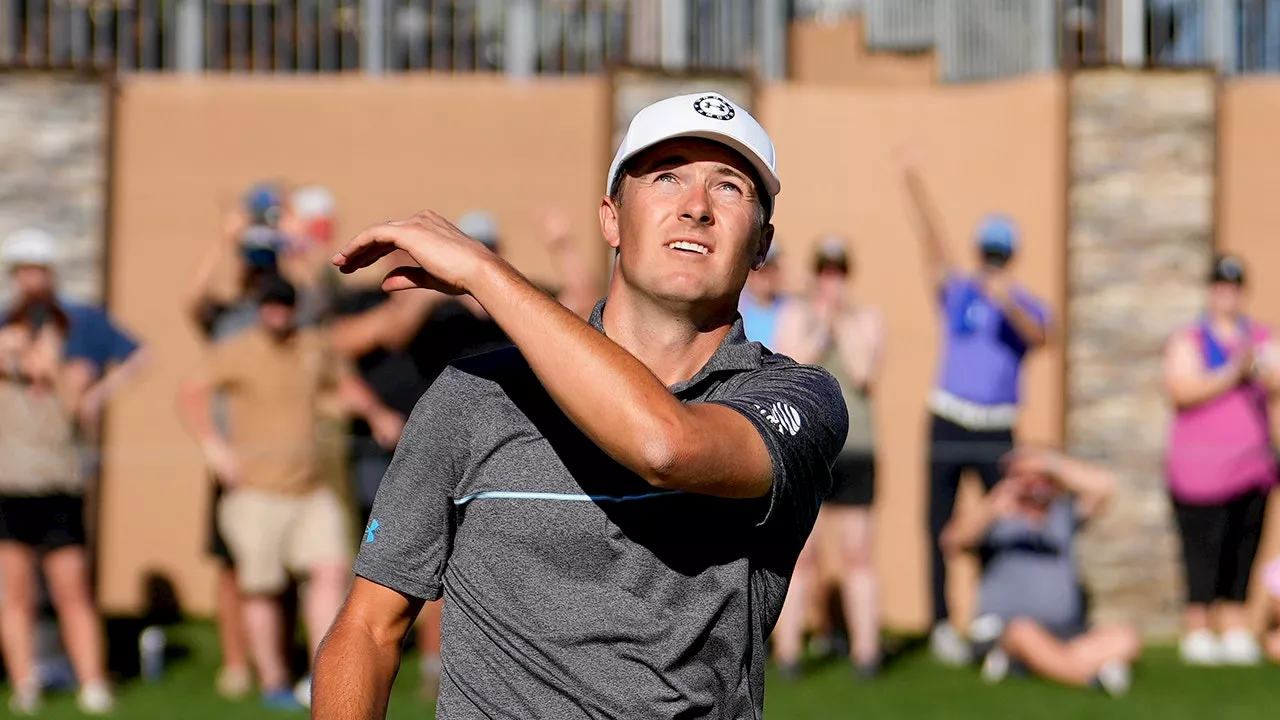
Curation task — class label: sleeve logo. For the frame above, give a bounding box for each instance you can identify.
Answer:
[753,401,803,436]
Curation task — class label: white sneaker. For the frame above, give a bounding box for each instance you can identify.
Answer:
[8,681,41,716]
[980,648,1010,684]
[1219,629,1263,666]
[1097,659,1132,697]
[293,675,312,709]
[930,622,972,666]
[77,680,115,715]
[1179,629,1221,666]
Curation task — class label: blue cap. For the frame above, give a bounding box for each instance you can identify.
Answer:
[243,182,285,228]
[975,214,1018,255]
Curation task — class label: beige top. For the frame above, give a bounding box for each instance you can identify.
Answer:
[0,378,82,497]
[207,326,341,496]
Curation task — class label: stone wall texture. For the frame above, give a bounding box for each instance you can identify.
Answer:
[0,74,108,306]
[1067,69,1217,639]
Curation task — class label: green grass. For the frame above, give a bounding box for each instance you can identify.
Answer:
[12,623,1280,719]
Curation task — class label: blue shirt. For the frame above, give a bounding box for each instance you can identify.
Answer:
[738,293,783,349]
[936,275,1049,406]
[62,301,141,374]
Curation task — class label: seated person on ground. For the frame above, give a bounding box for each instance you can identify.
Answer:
[941,446,1141,697]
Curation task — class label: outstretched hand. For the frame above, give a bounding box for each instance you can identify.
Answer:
[331,210,498,295]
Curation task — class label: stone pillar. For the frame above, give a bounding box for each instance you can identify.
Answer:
[1066,69,1218,639]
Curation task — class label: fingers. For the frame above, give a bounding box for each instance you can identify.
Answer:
[381,266,463,295]
[331,222,403,273]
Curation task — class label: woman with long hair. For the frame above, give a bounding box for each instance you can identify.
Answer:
[0,297,113,714]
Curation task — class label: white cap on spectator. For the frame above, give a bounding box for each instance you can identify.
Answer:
[607,92,780,198]
[1,228,58,269]
[291,185,336,220]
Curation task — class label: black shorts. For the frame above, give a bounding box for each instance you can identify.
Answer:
[1172,490,1269,604]
[0,495,86,550]
[826,452,876,506]
[207,480,234,566]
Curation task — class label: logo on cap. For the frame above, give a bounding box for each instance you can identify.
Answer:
[693,95,735,121]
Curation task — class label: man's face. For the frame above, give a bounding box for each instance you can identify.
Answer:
[980,248,1012,272]
[602,138,771,310]
[1209,281,1244,317]
[12,265,53,298]
[259,302,296,334]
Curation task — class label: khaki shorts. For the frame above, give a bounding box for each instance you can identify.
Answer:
[218,487,352,595]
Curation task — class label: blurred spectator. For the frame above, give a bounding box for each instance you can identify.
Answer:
[738,243,783,347]
[943,446,1139,697]
[900,154,1052,665]
[1147,0,1204,66]
[1,229,149,436]
[181,189,293,700]
[771,237,884,678]
[177,274,382,710]
[539,206,602,321]
[1162,254,1278,667]
[0,293,114,715]
[1,228,145,705]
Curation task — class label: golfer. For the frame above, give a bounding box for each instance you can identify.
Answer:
[311,93,847,719]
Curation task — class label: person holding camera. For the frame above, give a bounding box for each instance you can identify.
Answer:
[1163,254,1280,667]
[899,152,1053,665]
[0,289,114,715]
[942,446,1139,696]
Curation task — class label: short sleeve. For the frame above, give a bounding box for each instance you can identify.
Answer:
[707,363,847,547]
[352,366,471,601]
[87,308,141,366]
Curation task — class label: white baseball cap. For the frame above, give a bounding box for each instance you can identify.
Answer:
[1,228,58,268]
[606,92,780,199]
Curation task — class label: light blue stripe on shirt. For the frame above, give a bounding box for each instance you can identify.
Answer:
[454,490,683,506]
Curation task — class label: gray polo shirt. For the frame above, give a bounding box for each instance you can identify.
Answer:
[354,301,846,719]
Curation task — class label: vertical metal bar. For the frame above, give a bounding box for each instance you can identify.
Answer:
[504,0,536,77]
[297,0,313,71]
[755,0,784,81]
[660,0,687,69]
[363,0,386,72]
[584,0,601,72]
[175,0,203,71]
[408,0,427,70]
[50,0,66,66]
[26,0,45,66]
[275,0,292,72]
[70,0,89,66]
[318,0,335,70]
[140,0,158,70]
[119,0,136,71]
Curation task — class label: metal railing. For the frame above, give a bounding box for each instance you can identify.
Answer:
[0,0,771,75]
[7,0,1280,81]
[936,0,1058,83]
[862,0,934,52]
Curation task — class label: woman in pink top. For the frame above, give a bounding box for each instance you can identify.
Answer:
[1163,254,1280,668]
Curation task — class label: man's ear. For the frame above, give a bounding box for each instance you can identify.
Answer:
[751,225,775,271]
[600,196,621,251]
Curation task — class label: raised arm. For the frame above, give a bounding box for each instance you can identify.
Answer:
[185,207,247,329]
[1010,445,1116,520]
[1163,330,1250,410]
[331,212,843,501]
[899,152,957,293]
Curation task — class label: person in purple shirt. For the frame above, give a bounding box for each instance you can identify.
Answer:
[900,154,1052,666]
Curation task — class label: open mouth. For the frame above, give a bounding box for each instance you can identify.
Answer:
[667,240,710,256]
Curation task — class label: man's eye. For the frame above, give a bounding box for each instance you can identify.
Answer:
[656,172,678,183]
[719,182,743,194]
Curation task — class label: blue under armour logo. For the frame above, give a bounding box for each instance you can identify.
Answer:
[364,519,380,544]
